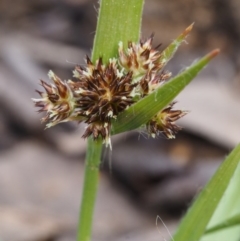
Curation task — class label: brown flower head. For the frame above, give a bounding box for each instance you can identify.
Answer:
[33,32,190,145]
[32,71,77,128]
[139,71,172,97]
[146,102,188,139]
[72,56,137,146]
[118,35,163,80]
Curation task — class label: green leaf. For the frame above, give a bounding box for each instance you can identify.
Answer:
[111,49,220,135]
[160,23,194,66]
[92,0,144,63]
[205,213,240,234]
[172,144,240,241]
[202,149,240,241]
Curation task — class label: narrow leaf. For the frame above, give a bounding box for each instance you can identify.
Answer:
[201,149,240,241]
[205,213,240,234]
[173,144,240,241]
[92,0,144,63]
[160,23,194,66]
[111,49,219,135]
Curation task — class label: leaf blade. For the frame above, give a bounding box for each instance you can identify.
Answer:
[92,0,144,63]
[160,23,194,66]
[173,144,240,241]
[205,213,240,234]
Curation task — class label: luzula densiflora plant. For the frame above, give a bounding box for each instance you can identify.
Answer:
[32,26,193,148]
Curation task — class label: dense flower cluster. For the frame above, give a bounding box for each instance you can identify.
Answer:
[33,36,187,146]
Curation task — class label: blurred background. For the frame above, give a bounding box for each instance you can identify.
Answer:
[0,0,240,240]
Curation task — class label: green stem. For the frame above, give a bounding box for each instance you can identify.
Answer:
[77,137,103,241]
[77,0,144,240]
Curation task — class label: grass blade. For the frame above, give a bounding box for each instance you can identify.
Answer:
[205,213,240,234]
[173,144,240,241]
[92,0,144,63]
[202,151,240,241]
[160,23,194,66]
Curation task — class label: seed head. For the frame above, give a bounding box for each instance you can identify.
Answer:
[146,102,188,139]
[33,33,189,146]
[32,71,77,128]
[72,56,137,145]
[118,35,163,80]
[139,71,172,96]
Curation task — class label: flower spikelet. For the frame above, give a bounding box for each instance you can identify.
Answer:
[73,56,137,145]
[118,35,172,99]
[118,35,163,79]
[139,71,172,96]
[32,71,76,128]
[146,102,188,139]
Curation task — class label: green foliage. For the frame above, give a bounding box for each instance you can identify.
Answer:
[160,23,194,66]
[173,144,240,241]
[92,0,144,63]
[202,151,240,241]
[205,213,240,235]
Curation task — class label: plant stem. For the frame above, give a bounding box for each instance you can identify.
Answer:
[77,0,144,240]
[77,137,103,241]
